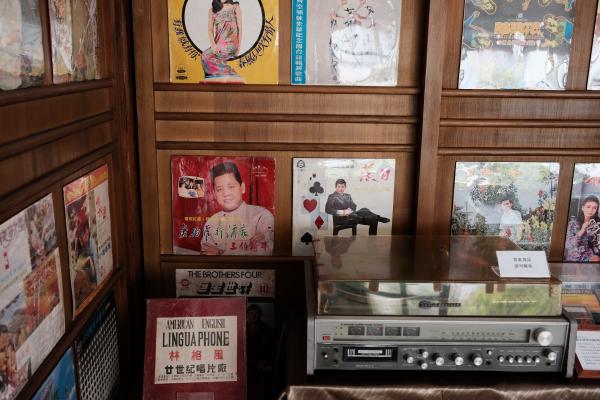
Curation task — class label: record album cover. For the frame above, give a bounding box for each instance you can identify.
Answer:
[292,0,401,86]
[48,0,99,83]
[172,156,275,256]
[588,2,600,90]
[459,0,575,90]
[143,297,246,400]
[0,194,65,400]
[564,163,600,262]
[168,0,279,84]
[451,161,559,252]
[292,158,395,256]
[0,0,45,90]
[32,348,78,400]
[176,269,275,298]
[63,165,113,312]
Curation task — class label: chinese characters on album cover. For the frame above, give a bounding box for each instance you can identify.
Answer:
[292,158,395,256]
[452,161,559,253]
[459,0,575,90]
[63,164,113,312]
[168,0,279,84]
[0,0,45,90]
[172,156,275,256]
[564,163,600,263]
[143,298,246,400]
[0,194,65,400]
[292,0,401,86]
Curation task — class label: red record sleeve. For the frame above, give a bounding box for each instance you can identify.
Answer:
[143,297,246,400]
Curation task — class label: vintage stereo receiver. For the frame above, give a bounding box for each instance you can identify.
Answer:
[305,236,577,376]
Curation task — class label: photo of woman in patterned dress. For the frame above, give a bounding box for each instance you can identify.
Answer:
[201,0,245,83]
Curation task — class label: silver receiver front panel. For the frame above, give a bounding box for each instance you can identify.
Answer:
[309,315,575,376]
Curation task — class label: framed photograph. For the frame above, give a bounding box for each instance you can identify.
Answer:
[63,165,113,312]
[459,0,575,90]
[451,161,559,252]
[564,163,600,262]
[0,0,45,90]
[0,194,65,400]
[292,0,401,86]
[168,0,279,84]
[292,158,395,256]
[143,297,246,400]
[171,156,275,256]
[588,2,600,90]
[32,348,77,400]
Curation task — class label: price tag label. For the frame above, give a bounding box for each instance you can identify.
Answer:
[496,251,550,278]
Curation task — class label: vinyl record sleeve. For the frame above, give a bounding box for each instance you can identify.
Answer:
[48,0,99,83]
[172,156,275,256]
[143,297,246,400]
[588,2,600,90]
[292,158,395,256]
[459,0,575,90]
[0,0,45,90]
[168,0,279,84]
[0,194,65,400]
[32,348,78,400]
[63,165,113,312]
[451,161,559,253]
[292,0,401,86]
[563,163,600,262]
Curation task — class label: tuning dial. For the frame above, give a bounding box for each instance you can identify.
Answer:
[472,354,483,366]
[420,350,430,359]
[419,361,429,370]
[534,329,554,346]
[434,354,445,366]
[404,355,415,364]
[545,350,557,362]
[452,354,464,366]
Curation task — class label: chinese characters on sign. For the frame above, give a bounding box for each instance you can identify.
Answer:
[176,269,275,298]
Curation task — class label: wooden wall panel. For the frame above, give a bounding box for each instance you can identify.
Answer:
[155,91,418,116]
[439,127,600,150]
[397,0,426,87]
[0,122,115,197]
[441,93,600,120]
[441,0,464,90]
[156,149,416,256]
[0,87,113,144]
[155,120,416,144]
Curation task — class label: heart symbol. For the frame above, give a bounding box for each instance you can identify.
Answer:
[303,199,317,213]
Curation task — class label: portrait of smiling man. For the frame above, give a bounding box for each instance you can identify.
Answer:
[201,161,274,255]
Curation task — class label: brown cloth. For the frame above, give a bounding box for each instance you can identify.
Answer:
[279,384,600,400]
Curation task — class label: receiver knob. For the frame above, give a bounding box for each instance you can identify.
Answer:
[507,356,515,364]
[534,329,554,346]
[419,361,429,370]
[472,354,483,366]
[533,356,541,364]
[322,352,328,359]
[525,356,533,364]
[545,350,557,362]
[452,354,464,366]
[434,354,445,366]
[405,355,415,364]
[516,356,523,364]
[420,350,430,359]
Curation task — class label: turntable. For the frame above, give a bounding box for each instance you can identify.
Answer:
[305,236,576,376]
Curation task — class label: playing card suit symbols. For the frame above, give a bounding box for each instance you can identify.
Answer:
[314,215,325,229]
[303,198,317,213]
[309,181,324,195]
[301,232,313,245]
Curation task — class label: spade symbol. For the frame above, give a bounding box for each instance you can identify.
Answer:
[300,232,313,245]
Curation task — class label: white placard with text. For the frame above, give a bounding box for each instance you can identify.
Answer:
[576,331,600,371]
[496,251,550,278]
